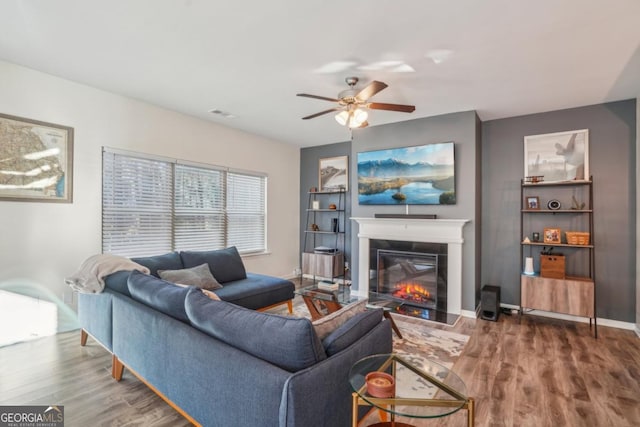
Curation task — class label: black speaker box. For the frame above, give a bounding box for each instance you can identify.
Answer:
[481,285,501,321]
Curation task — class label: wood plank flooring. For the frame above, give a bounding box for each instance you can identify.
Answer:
[1,312,638,426]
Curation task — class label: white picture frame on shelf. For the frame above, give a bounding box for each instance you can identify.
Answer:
[524,129,589,183]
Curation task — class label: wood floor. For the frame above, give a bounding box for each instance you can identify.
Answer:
[1,313,638,427]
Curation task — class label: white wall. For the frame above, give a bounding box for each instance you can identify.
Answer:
[0,61,300,314]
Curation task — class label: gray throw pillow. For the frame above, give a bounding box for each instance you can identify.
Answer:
[158,263,223,290]
[312,299,367,340]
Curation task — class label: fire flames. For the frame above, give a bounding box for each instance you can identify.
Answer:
[392,281,432,304]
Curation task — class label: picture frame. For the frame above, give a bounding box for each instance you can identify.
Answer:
[543,227,562,244]
[319,155,348,192]
[524,129,589,183]
[525,196,540,210]
[0,113,74,203]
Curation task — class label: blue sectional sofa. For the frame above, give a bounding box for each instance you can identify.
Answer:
[77,247,393,426]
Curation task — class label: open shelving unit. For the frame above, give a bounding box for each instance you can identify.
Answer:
[519,177,597,337]
[301,189,347,284]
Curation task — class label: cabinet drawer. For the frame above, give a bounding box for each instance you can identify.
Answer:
[521,275,594,317]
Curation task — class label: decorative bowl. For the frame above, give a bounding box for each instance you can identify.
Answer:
[365,372,395,398]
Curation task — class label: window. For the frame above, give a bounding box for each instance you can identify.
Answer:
[102,149,267,257]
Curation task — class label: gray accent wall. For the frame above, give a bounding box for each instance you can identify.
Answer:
[350,111,482,312]
[299,141,352,270]
[482,99,637,322]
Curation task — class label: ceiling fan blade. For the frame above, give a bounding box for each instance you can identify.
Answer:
[302,108,340,120]
[355,81,388,101]
[368,102,416,113]
[357,121,369,128]
[297,93,340,102]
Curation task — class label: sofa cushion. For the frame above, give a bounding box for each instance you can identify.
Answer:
[185,288,326,372]
[131,251,183,277]
[312,299,367,340]
[322,308,384,356]
[127,270,190,322]
[180,246,246,283]
[213,273,294,309]
[158,263,223,290]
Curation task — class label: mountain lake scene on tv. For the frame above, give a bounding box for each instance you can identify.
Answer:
[357,142,455,205]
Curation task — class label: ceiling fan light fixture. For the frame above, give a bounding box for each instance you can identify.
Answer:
[335,110,349,126]
[349,108,368,128]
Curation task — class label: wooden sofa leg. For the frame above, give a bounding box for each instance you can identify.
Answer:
[287,300,293,314]
[112,355,124,381]
[80,329,88,346]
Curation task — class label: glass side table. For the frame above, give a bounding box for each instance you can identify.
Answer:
[349,353,474,427]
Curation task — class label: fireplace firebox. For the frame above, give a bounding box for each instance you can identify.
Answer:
[377,250,438,309]
[369,239,452,323]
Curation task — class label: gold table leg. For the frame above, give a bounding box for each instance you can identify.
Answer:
[467,397,475,427]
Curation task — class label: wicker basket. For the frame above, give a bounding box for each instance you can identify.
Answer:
[565,231,590,245]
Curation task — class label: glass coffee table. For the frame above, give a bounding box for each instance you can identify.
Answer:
[294,285,403,338]
[349,354,474,427]
[294,284,363,320]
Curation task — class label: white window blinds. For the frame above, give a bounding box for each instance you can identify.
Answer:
[102,153,173,257]
[102,149,267,257]
[174,165,225,251]
[227,172,266,253]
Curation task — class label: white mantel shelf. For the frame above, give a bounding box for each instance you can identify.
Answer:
[351,217,470,315]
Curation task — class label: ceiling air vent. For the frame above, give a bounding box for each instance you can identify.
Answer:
[208,109,236,119]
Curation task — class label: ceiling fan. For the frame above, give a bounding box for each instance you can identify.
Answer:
[297,77,415,129]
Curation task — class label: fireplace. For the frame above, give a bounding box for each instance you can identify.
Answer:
[372,243,449,322]
[352,217,469,323]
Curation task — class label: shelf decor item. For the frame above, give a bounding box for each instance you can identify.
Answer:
[524,129,589,183]
[524,257,535,275]
[540,253,566,279]
[543,227,561,244]
[547,199,561,210]
[526,196,540,210]
[312,200,320,210]
[566,231,590,245]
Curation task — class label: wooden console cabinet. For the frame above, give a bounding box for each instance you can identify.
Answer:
[302,252,344,279]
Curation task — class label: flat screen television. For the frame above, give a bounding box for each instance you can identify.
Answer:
[357,142,455,205]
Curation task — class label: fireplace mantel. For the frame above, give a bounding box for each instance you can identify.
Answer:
[351,217,469,315]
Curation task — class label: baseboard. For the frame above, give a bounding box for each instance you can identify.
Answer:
[635,324,640,338]
[503,303,637,331]
[460,309,478,319]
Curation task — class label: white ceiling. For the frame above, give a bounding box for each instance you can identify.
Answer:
[1,0,639,147]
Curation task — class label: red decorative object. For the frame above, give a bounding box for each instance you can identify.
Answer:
[365,372,395,398]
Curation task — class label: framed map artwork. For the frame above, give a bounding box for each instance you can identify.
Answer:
[0,113,74,202]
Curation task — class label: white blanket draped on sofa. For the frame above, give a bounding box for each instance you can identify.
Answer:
[65,254,149,294]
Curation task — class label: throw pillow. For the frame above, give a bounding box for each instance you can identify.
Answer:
[158,263,223,290]
[312,299,368,341]
[180,246,247,283]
